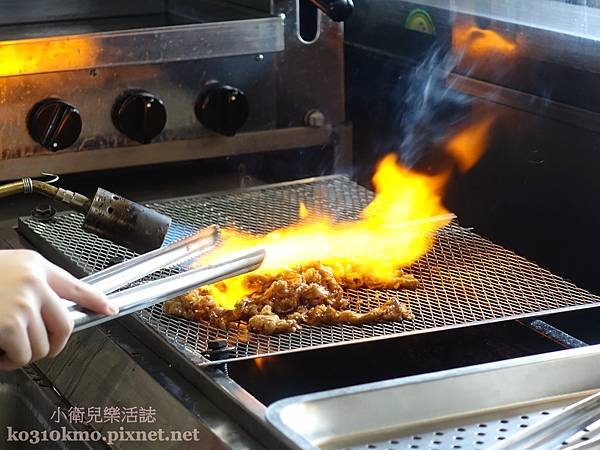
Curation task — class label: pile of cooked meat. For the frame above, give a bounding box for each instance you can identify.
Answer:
[164,261,416,335]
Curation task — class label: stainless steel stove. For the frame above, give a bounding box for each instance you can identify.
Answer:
[3,0,600,449]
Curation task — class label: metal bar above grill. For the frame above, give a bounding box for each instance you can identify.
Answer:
[17,176,600,366]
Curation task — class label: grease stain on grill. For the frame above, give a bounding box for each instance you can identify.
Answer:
[18,176,600,367]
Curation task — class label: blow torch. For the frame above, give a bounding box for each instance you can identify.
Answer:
[0,175,171,254]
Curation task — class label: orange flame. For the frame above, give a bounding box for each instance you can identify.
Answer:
[446,116,495,171]
[299,202,309,219]
[198,117,495,309]
[0,37,96,77]
[254,357,266,372]
[197,157,451,309]
[452,21,516,58]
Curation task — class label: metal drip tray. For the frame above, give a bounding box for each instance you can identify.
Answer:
[17,176,600,366]
[265,346,600,450]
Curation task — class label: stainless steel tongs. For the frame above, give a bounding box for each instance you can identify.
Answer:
[490,390,600,450]
[63,225,264,331]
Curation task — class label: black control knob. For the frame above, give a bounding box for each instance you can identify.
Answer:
[112,90,167,144]
[308,0,354,22]
[27,98,82,151]
[195,85,249,136]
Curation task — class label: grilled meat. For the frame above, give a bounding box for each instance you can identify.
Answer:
[329,262,419,290]
[164,261,416,335]
[248,305,299,334]
[302,298,413,326]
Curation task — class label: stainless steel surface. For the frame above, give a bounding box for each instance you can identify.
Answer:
[0,17,284,76]
[0,56,279,161]
[35,325,267,450]
[491,391,600,450]
[0,126,342,179]
[0,0,164,26]
[0,369,98,449]
[275,0,345,127]
[265,345,600,450]
[565,429,600,450]
[59,224,217,310]
[0,0,348,178]
[72,247,265,332]
[60,225,216,324]
[18,176,600,366]
[81,225,218,294]
[54,187,91,212]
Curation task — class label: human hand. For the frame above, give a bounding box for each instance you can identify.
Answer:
[0,250,117,370]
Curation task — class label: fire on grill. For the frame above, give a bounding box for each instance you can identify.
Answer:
[165,262,416,334]
[164,116,495,334]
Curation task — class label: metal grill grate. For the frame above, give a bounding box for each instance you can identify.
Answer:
[18,176,600,365]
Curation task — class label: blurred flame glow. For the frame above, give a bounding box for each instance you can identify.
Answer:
[0,38,96,77]
[446,116,495,171]
[193,111,496,310]
[452,22,517,57]
[197,155,452,309]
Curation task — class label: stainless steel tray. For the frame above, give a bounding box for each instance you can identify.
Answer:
[266,346,600,450]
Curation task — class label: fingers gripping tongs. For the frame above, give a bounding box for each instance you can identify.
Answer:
[67,225,265,332]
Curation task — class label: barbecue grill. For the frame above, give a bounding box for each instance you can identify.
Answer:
[3,0,600,449]
[18,176,600,366]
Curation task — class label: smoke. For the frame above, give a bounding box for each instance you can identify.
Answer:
[395,47,473,170]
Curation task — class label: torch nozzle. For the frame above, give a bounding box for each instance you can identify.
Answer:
[0,177,172,254]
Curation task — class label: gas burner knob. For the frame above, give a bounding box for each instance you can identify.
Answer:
[27,98,82,151]
[112,90,167,144]
[195,85,249,136]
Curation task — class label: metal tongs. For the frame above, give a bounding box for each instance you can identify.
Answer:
[65,225,264,331]
[490,390,600,450]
